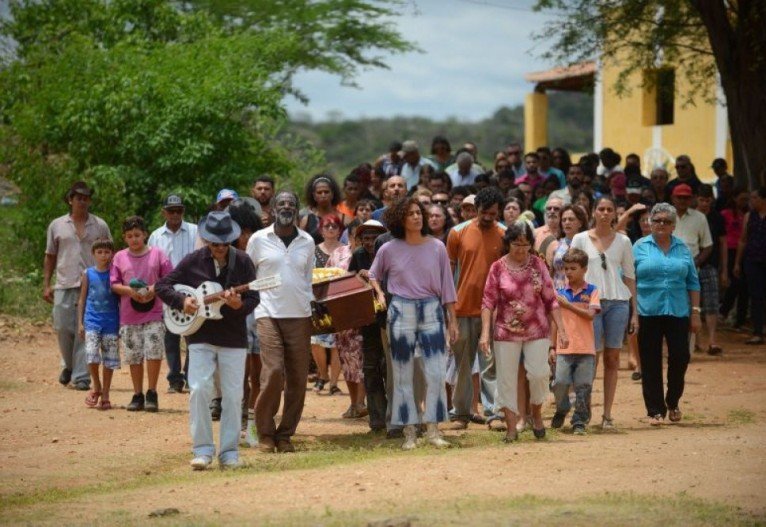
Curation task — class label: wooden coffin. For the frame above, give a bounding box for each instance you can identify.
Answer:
[311,272,375,334]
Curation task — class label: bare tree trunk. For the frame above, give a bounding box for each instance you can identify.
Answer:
[692,0,766,188]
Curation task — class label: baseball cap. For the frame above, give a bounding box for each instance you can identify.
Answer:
[626,180,643,194]
[163,194,184,209]
[461,195,476,207]
[216,188,239,204]
[672,183,693,197]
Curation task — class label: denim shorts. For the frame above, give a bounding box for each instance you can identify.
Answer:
[593,299,629,351]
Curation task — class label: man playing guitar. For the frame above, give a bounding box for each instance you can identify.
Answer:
[156,211,259,470]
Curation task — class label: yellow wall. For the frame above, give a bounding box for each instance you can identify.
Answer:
[524,92,548,152]
[599,62,727,182]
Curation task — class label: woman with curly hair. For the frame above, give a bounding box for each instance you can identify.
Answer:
[369,197,459,450]
[300,174,348,244]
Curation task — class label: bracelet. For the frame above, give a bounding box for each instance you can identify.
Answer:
[691,307,701,314]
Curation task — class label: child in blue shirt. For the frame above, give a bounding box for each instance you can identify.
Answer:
[77,238,120,410]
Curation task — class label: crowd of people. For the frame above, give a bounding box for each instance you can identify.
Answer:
[42,137,766,469]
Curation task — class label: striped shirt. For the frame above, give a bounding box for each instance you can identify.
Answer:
[148,221,198,268]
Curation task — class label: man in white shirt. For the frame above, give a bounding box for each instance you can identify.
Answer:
[246,190,315,454]
[399,140,437,191]
[148,194,198,393]
[446,151,482,188]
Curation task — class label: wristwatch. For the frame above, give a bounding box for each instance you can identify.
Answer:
[691,307,702,314]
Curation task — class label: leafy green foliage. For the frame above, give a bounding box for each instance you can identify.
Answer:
[0,0,411,272]
[288,92,594,174]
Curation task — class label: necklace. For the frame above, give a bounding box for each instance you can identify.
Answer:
[503,254,530,273]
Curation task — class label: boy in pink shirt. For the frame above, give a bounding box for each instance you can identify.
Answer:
[549,248,601,434]
[111,216,172,412]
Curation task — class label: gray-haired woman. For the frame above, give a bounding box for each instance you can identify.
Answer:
[633,203,701,426]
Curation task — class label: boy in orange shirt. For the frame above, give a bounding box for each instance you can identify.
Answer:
[549,248,601,435]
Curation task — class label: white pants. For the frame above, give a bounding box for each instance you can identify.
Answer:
[493,339,550,415]
[188,344,246,462]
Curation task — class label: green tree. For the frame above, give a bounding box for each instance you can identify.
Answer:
[0,0,413,267]
[535,0,766,188]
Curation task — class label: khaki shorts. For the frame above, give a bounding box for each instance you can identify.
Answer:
[120,321,166,365]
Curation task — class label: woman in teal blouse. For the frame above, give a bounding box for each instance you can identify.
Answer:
[633,202,701,426]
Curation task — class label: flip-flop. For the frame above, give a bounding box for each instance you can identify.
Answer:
[85,391,101,408]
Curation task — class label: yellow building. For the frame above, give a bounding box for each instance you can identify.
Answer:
[524,61,732,181]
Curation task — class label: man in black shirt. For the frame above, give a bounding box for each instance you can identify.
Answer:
[156,211,258,470]
[348,220,388,432]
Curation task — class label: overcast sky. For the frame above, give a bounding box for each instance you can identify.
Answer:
[285,0,558,122]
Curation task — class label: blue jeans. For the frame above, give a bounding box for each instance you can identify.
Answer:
[552,354,594,426]
[388,296,448,425]
[188,344,246,462]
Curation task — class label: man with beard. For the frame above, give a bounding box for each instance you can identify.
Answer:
[549,164,585,205]
[246,190,315,453]
[251,176,275,226]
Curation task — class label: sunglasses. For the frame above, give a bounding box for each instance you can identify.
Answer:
[433,199,448,205]
[322,224,340,230]
[599,252,607,270]
[652,218,674,225]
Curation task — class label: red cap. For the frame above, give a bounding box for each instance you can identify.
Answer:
[672,183,693,197]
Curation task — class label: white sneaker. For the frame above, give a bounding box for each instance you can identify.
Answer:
[190,456,212,471]
[241,423,258,448]
[601,415,616,431]
[402,425,418,450]
[425,423,450,448]
[220,458,242,470]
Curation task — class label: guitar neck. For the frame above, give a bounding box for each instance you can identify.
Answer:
[202,284,249,306]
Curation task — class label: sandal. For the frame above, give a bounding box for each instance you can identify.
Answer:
[313,379,327,393]
[469,413,487,425]
[85,391,101,408]
[98,400,112,411]
[329,384,342,396]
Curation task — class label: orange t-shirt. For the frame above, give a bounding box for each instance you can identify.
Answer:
[337,201,355,220]
[447,220,506,317]
[556,283,600,354]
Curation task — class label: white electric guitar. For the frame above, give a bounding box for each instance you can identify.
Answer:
[164,275,281,336]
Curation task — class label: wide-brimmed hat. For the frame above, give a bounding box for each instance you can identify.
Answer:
[198,211,241,244]
[357,219,387,238]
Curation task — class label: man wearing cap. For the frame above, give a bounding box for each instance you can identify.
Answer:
[672,183,714,352]
[246,190,315,453]
[460,195,478,222]
[216,189,239,210]
[156,211,258,470]
[400,140,437,191]
[348,220,389,431]
[148,195,198,393]
[44,182,112,390]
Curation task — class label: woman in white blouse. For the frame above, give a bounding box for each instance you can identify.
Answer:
[571,195,637,430]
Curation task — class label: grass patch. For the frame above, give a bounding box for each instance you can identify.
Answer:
[0,429,550,513]
[46,492,766,527]
[727,409,756,425]
[0,379,29,391]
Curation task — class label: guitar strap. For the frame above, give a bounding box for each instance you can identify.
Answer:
[223,246,237,289]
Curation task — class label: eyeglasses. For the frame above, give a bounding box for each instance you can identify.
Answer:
[599,252,607,270]
[545,206,561,212]
[511,243,531,248]
[322,224,340,230]
[652,218,674,225]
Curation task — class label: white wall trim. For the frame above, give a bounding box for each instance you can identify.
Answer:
[594,59,603,152]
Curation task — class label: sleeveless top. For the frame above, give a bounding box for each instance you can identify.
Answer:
[84,267,120,333]
[744,211,766,262]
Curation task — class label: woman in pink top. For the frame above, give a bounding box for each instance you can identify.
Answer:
[479,221,568,442]
[720,187,749,328]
